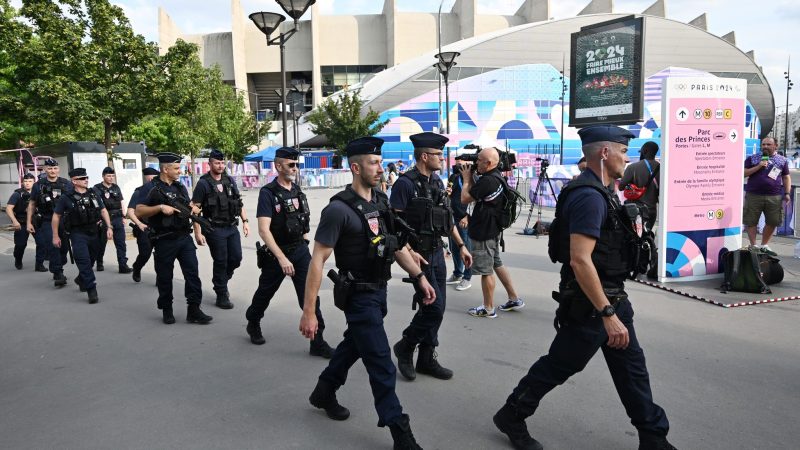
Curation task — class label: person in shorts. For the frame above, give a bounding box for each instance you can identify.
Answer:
[742,137,791,256]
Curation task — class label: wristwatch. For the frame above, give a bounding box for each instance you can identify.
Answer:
[599,304,616,317]
[242,219,249,223]
[412,272,425,281]
[457,242,465,249]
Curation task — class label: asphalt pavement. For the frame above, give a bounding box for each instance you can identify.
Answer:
[1,187,798,450]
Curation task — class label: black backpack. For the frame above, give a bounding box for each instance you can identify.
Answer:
[491,172,525,230]
[720,249,775,294]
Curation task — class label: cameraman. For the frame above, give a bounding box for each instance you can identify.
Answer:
[446,162,472,291]
[460,147,523,318]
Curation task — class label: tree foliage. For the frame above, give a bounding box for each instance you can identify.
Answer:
[306,89,388,156]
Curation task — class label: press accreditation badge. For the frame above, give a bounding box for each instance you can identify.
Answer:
[768,166,780,180]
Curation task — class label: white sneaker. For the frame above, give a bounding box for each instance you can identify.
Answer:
[455,279,472,291]
[446,275,463,285]
[468,305,497,318]
[498,298,525,312]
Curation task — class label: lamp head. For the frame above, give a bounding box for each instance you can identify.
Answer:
[276,0,316,22]
[249,11,285,38]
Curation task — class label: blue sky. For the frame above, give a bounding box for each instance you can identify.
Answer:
[9,0,800,120]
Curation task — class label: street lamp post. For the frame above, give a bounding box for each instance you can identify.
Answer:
[784,56,794,154]
[291,82,312,150]
[434,51,459,175]
[249,0,315,148]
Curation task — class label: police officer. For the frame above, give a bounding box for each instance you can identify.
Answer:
[93,167,132,273]
[5,173,35,269]
[27,158,73,285]
[52,168,114,303]
[245,147,333,357]
[493,126,675,450]
[135,153,212,325]
[390,132,472,382]
[127,167,159,282]
[299,137,435,449]
[190,149,249,309]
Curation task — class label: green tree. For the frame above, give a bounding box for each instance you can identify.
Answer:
[207,87,268,163]
[794,128,800,151]
[306,88,388,155]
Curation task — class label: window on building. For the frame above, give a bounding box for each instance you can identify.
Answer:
[321,65,386,97]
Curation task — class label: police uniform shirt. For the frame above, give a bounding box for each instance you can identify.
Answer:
[256,182,300,219]
[141,179,191,228]
[7,190,30,216]
[127,181,154,210]
[190,175,241,211]
[53,190,106,217]
[30,178,74,217]
[93,183,124,212]
[389,171,445,211]
[562,170,609,239]
[314,196,380,248]
[467,168,505,241]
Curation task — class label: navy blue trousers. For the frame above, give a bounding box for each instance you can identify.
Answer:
[204,225,242,295]
[70,231,100,290]
[402,247,447,347]
[131,228,153,271]
[153,234,202,309]
[506,299,670,437]
[13,227,30,263]
[36,219,68,274]
[96,215,127,266]
[449,226,472,280]
[319,289,403,427]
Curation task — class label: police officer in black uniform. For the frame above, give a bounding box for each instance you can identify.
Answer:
[93,167,132,273]
[6,173,35,269]
[391,132,472,382]
[245,147,333,357]
[299,137,435,449]
[135,153,212,325]
[52,168,114,303]
[27,158,73,284]
[190,149,249,309]
[493,126,675,450]
[127,167,159,282]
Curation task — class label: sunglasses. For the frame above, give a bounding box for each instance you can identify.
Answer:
[73,176,89,181]
[284,162,298,168]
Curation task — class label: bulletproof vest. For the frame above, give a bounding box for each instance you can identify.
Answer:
[13,188,31,222]
[549,176,640,290]
[149,178,192,233]
[94,183,123,213]
[65,190,102,233]
[264,180,311,246]
[35,177,70,217]
[398,169,454,255]
[199,173,242,226]
[331,185,399,282]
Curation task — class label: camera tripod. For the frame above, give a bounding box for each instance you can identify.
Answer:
[523,161,557,238]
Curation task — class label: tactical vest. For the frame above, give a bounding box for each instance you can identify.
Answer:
[13,188,31,223]
[264,180,311,246]
[199,173,242,226]
[35,177,70,217]
[549,176,641,290]
[94,183,123,215]
[149,178,192,233]
[398,168,454,255]
[331,186,400,282]
[65,190,103,233]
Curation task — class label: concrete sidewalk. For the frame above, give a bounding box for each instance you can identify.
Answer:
[0,188,798,449]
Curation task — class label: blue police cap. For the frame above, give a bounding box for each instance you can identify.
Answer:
[102,166,115,175]
[577,125,635,146]
[275,147,300,160]
[345,137,384,158]
[142,167,159,176]
[409,132,448,150]
[156,152,182,164]
[68,168,88,178]
[23,173,35,180]
[209,149,225,161]
[43,158,58,167]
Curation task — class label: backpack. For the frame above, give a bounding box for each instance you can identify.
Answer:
[720,249,771,294]
[491,172,525,230]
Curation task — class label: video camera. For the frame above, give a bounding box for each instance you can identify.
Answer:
[455,144,517,172]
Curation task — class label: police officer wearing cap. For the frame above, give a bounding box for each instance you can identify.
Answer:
[391,132,472,382]
[190,149,249,309]
[6,173,36,269]
[27,158,73,283]
[52,168,114,303]
[93,166,132,273]
[135,153,212,325]
[300,136,435,449]
[493,126,674,450]
[127,167,159,282]
[244,147,333,357]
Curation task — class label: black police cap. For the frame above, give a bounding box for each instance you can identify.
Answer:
[102,166,115,175]
[23,173,35,180]
[409,132,448,150]
[68,168,88,178]
[275,147,300,160]
[142,167,159,176]
[43,158,58,167]
[209,149,225,161]
[577,125,635,146]
[156,152,182,164]
[345,136,384,158]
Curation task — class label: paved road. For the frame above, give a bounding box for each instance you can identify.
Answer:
[1,188,798,449]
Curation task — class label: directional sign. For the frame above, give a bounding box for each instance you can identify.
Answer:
[729,129,738,142]
[676,107,689,121]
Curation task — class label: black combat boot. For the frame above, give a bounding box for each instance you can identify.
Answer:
[162,307,176,325]
[638,432,677,450]
[388,414,423,450]
[309,379,350,421]
[246,321,266,345]
[119,264,132,274]
[493,403,543,450]
[186,304,213,324]
[74,276,87,292]
[14,249,23,270]
[415,345,453,380]
[53,272,67,287]
[215,291,233,309]
[132,265,141,282]
[393,337,417,381]
[14,259,22,270]
[87,287,98,304]
[35,263,48,272]
[310,334,333,359]
[96,262,104,272]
